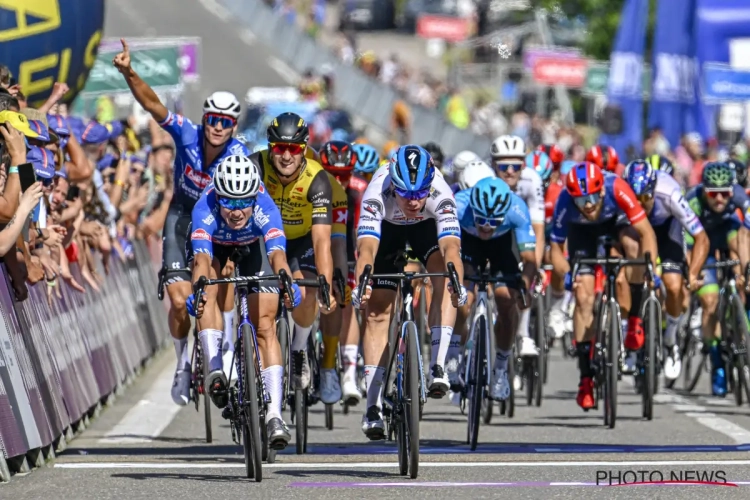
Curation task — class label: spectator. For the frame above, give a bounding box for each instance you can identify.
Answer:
[390,96,411,145]
[444,88,469,130]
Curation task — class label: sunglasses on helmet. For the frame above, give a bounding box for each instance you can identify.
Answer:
[217,195,255,211]
[474,215,504,228]
[270,142,306,155]
[204,114,236,129]
[705,188,733,199]
[394,186,431,200]
[573,192,602,209]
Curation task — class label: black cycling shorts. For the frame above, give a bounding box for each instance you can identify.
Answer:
[567,215,629,274]
[655,217,685,273]
[287,233,317,274]
[372,220,440,291]
[460,230,522,289]
[162,202,192,284]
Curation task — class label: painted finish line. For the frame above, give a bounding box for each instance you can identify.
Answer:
[289,481,750,488]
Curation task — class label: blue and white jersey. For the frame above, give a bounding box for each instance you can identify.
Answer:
[456,189,536,252]
[190,182,286,259]
[647,171,704,236]
[159,111,249,207]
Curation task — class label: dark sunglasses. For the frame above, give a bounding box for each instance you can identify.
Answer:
[270,142,306,155]
[573,193,602,208]
[494,162,523,173]
[217,196,255,211]
[394,186,430,200]
[204,114,236,129]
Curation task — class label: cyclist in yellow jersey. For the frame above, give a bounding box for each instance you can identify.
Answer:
[249,112,338,391]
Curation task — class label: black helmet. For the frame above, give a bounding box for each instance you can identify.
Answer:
[727,158,748,186]
[646,154,674,177]
[422,141,444,166]
[267,112,309,144]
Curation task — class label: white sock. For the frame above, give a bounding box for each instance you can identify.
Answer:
[342,344,358,380]
[447,334,462,361]
[664,314,682,347]
[291,323,313,352]
[550,289,565,310]
[222,311,235,353]
[517,309,531,339]
[622,319,628,334]
[173,336,189,371]
[364,365,385,409]
[261,365,284,422]
[494,349,512,371]
[561,290,573,310]
[198,329,223,373]
[430,325,453,368]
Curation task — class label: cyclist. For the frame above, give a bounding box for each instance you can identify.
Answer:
[727,158,749,193]
[339,143,379,403]
[646,154,676,178]
[455,159,495,192]
[455,177,537,400]
[249,112,339,394]
[549,162,658,410]
[586,144,622,176]
[186,155,300,450]
[353,145,466,439]
[422,141,445,175]
[526,150,554,189]
[447,150,481,191]
[318,140,356,405]
[622,160,709,380]
[685,162,750,396]
[490,135,545,360]
[113,39,248,406]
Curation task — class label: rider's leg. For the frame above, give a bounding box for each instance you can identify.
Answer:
[290,268,319,389]
[425,249,456,397]
[573,272,597,409]
[660,219,689,379]
[167,280,193,405]
[340,265,362,401]
[490,285,518,401]
[219,260,236,378]
[196,257,228,408]
[619,228,645,361]
[320,309,343,404]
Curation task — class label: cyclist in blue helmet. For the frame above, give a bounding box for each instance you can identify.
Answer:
[331,128,350,142]
[525,151,553,187]
[453,176,538,402]
[352,143,380,179]
[389,144,435,197]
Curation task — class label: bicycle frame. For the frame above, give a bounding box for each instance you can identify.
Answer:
[233,282,270,410]
[463,285,494,391]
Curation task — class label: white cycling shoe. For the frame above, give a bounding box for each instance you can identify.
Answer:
[320,368,342,404]
[548,308,567,339]
[445,356,461,387]
[490,368,511,401]
[341,374,362,405]
[663,345,682,381]
[519,337,538,357]
[171,368,191,406]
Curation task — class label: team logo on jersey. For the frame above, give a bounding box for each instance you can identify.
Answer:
[264,228,284,241]
[362,199,384,217]
[184,165,212,189]
[334,207,348,223]
[202,214,215,225]
[191,229,211,241]
[295,187,304,192]
[436,198,456,215]
[254,206,270,227]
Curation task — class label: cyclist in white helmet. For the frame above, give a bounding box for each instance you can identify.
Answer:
[448,150,481,192]
[188,155,301,451]
[456,159,495,191]
[490,135,546,367]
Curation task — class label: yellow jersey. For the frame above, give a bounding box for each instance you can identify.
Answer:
[251,151,346,240]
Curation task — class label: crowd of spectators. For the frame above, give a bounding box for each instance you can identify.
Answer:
[0,65,174,303]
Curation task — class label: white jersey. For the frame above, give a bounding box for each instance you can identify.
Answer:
[514,167,545,224]
[649,171,704,236]
[357,168,461,240]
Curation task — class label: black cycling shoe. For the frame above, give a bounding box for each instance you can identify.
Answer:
[207,370,229,409]
[266,417,291,450]
[362,405,385,441]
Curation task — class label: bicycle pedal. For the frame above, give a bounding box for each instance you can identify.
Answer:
[221,407,232,420]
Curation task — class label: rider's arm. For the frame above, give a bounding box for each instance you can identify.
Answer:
[309,170,334,285]
[430,178,463,281]
[190,191,217,283]
[512,198,539,289]
[549,192,571,276]
[119,63,169,122]
[330,175,349,281]
[532,222,545,267]
[439,236,464,283]
[355,236,379,280]
[527,173,547,267]
[256,187,289,275]
[735,187,750,271]
[613,178,657,268]
[672,189,709,280]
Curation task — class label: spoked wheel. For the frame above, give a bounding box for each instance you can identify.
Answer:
[524,358,535,407]
[405,323,421,478]
[731,295,750,406]
[605,301,620,429]
[682,335,708,392]
[242,324,262,481]
[642,298,659,421]
[201,357,212,444]
[277,316,290,412]
[325,404,334,430]
[294,388,307,454]
[467,316,487,451]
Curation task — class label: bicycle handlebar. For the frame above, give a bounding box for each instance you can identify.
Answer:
[571,252,655,285]
[355,262,462,308]
[157,267,191,301]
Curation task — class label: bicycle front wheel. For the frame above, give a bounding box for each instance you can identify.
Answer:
[731,295,750,406]
[642,297,659,421]
[606,300,620,429]
[201,349,212,444]
[242,324,262,481]
[467,315,486,450]
[277,314,290,412]
[405,322,421,478]
[534,294,545,407]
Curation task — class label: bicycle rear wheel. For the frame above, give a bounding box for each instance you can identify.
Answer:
[201,352,212,444]
[731,295,750,406]
[467,316,486,451]
[325,404,334,430]
[405,322,421,478]
[534,294,545,406]
[294,388,307,454]
[642,297,658,421]
[276,315,290,412]
[242,324,262,481]
[606,300,620,429]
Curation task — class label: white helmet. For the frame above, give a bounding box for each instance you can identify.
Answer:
[213,155,262,199]
[203,91,242,119]
[452,150,481,172]
[458,160,495,191]
[491,135,526,159]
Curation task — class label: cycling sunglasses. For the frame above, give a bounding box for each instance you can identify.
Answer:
[474,215,504,228]
[705,188,732,199]
[204,114,236,129]
[573,192,602,208]
[217,196,255,211]
[270,142,306,155]
[394,186,431,200]
[494,162,524,173]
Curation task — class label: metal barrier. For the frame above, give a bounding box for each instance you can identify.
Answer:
[220,0,492,156]
[0,239,168,481]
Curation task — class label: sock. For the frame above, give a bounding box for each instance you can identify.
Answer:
[430,325,454,368]
[447,334,462,361]
[173,336,189,371]
[198,329,223,373]
[629,284,644,319]
[364,365,385,409]
[494,349,512,371]
[516,309,531,339]
[664,314,682,347]
[261,365,284,422]
[576,341,593,377]
[322,334,339,370]
[291,323,313,352]
[342,345,358,380]
[222,311,235,353]
[560,290,572,310]
[550,288,565,310]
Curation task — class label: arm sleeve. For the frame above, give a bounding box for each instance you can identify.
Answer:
[429,177,460,240]
[158,111,197,146]
[357,180,386,241]
[190,192,216,259]
[669,189,704,236]
[309,170,333,225]
[255,189,287,255]
[612,177,647,224]
[732,185,750,230]
[330,175,348,238]
[550,191,571,244]
[527,173,546,224]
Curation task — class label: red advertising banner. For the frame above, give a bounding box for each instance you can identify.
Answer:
[416,15,471,42]
[532,57,588,88]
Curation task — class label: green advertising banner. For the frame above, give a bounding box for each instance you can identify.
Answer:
[584,62,652,98]
[82,46,182,95]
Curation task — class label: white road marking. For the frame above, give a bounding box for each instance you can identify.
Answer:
[55,460,750,469]
[98,361,181,444]
[239,29,256,45]
[197,0,231,21]
[267,56,299,84]
[653,390,750,443]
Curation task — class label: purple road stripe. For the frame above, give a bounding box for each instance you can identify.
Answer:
[289,481,750,488]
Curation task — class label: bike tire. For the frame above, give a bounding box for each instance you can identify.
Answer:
[606,300,619,429]
[242,324,262,481]
[418,285,428,349]
[405,322,421,478]
[534,294,545,406]
[277,315,290,413]
[202,359,212,444]
[731,295,750,407]
[325,404,334,430]
[507,354,515,418]
[294,388,306,455]
[643,298,658,421]
[468,315,486,450]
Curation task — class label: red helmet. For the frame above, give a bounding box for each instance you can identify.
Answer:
[320,140,356,175]
[566,162,604,197]
[537,144,564,167]
[586,144,619,172]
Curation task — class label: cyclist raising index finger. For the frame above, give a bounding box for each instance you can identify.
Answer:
[113,38,248,406]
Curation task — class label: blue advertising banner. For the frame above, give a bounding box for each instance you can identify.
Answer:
[600,0,649,161]
[702,63,750,102]
[648,0,697,149]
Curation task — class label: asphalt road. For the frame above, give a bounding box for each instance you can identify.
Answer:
[3,0,749,498]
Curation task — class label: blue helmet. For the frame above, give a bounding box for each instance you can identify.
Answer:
[525,151,553,182]
[353,144,380,174]
[624,159,657,195]
[331,128,350,142]
[389,145,435,192]
[470,177,513,219]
